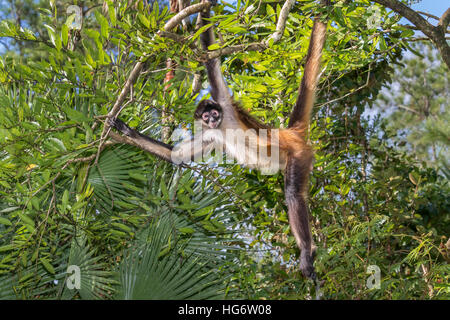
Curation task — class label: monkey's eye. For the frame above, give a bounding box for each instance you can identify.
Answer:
[202,112,210,121]
[211,110,219,117]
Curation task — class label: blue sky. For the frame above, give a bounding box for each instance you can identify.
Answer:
[398,1,449,35]
[410,1,449,17]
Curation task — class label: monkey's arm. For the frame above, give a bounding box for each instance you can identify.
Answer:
[109,118,175,163]
[109,118,213,164]
[199,3,232,106]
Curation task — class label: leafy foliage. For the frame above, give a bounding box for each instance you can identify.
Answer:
[116,213,234,299]
[0,0,448,300]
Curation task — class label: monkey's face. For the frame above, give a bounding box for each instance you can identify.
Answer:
[195,100,223,129]
[201,107,222,129]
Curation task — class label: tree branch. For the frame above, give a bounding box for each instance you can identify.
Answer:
[317,65,372,109]
[161,0,327,62]
[395,104,420,115]
[103,3,213,158]
[400,24,450,34]
[264,0,296,45]
[107,61,144,120]
[99,60,145,164]
[416,11,440,21]
[108,131,176,164]
[439,7,450,30]
[205,42,268,60]
[163,1,211,32]
[371,0,450,68]
[371,0,434,37]
[204,0,304,60]
[407,36,450,42]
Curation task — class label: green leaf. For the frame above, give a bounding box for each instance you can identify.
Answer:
[107,1,116,26]
[95,11,109,39]
[40,258,55,274]
[324,185,341,194]
[179,227,195,234]
[44,24,56,47]
[335,7,346,26]
[128,171,147,181]
[0,217,12,226]
[160,179,169,199]
[62,24,69,47]
[54,31,62,51]
[400,28,414,38]
[63,106,90,122]
[379,36,387,51]
[112,222,132,233]
[0,207,20,213]
[208,43,221,51]
[46,137,67,152]
[85,52,96,69]
[409,172,420,185]
[266,4,275,22]
[65,13,76,28]
[62,189,69,211]
[0,245,14,253]
[138,13,150,29]
[18,213,35,227]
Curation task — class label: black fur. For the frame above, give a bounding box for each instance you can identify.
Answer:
[284,154,315,279]
[109,118,173,150]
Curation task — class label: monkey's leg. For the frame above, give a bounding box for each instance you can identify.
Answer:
[284,154,316,279]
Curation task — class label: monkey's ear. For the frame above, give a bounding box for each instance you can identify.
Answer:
[195,99,212,118]
[211,101,222,112]
[194,102,206,119]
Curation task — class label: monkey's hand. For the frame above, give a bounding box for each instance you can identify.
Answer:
[108,117,138,138]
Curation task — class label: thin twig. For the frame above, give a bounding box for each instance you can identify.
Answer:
[407,36,450,42]
[416,11,440,21]
[316,65,372,108]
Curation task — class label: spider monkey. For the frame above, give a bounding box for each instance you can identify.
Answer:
[109,0,329,279]
[195,100,223,129]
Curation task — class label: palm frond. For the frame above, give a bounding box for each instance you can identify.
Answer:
[57,237,115,299]
[88,146,147,212]
[116,213,234,300]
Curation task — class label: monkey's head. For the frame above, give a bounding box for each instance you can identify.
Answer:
[195,99,223,129]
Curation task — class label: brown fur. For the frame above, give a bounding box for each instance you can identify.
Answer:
[233,103,271,130]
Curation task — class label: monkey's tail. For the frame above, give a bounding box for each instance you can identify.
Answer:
[288,0,330,130]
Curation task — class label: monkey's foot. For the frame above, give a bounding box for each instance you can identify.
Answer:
[300,251,316,280]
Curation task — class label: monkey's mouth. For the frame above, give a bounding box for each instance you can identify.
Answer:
[209,120,221,129]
